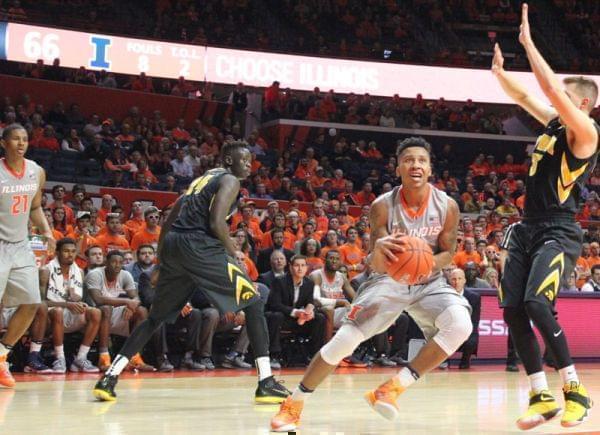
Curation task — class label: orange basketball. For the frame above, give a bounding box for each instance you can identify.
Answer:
[387,236,434,285]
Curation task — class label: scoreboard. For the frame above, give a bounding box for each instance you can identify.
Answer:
[0,22,206,80]
[1,21,599,104]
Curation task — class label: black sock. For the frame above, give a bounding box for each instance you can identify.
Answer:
[298,382,314,393]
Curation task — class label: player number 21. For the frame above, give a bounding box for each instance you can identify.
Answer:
[11,194,29,215]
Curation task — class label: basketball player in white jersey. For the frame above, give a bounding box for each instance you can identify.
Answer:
[309,249,356,342]
[271,137,473,432]
[0,123,55,387]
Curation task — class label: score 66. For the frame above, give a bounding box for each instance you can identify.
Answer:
[24,32,60,61]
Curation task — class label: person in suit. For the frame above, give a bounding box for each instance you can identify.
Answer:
[258,251,288,289]
[449,268,481,369]
[265,255,326,367]
[256,229,294,274]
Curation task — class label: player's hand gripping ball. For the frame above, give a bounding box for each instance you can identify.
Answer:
[387,236,434,285]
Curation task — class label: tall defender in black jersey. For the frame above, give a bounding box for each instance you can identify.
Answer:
[493,4,598,430]
[93,141,290,404]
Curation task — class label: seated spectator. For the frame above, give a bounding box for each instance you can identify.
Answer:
[52,206,73,237]
[83,134,109,168]
[265,255,326,368]
[258,250,288,289]
[453,237,482,269]
[104,146,132,173]
[561,270,579,292]
[125,244,157,284]
[39,238,101,373]
[85,245,104,272]
[260,214,296,252]
[257,228,294,274]
[449,268,481,369]
[464,262,490,288]
[130,207,161,252]
[495,197,520,217]
[338,227,366,279]
[581,264,600,292]
[49,184,75,225]
[95,213,131,253]
[125,201,145,234]
[309,250,355,343]
[86,250,155,372]
[66,211,98,270]
[300,238,323,273]
[31,125,60,151]
[481,267,499,289]
[171,148,193,180]
[355,182,376,206]
[61,128,85,153]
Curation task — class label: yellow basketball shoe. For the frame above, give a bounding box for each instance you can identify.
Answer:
[516,390,561,430]
[270,396,304,432]
[561,382,593,427]
[364,378,406,421]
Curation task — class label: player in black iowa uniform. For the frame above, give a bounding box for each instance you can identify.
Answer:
[93,141,290,403]
[492,4,598,431]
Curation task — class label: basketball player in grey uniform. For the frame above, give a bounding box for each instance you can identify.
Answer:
[0,124,55,387]
[271,137,473,432]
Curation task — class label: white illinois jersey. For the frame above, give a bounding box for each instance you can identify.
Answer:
[314,268,345,299]
[383,184,449,280]
[0,158,42,242]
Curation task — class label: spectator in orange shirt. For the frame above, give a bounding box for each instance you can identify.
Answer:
[172,119,191,143]
[469,154,489,178]
[67,211,98,270]
[355,182,376,206]
[258,200,280,233]
[330,169,347,192]
[95,214,131,253]
[288,199,308,222]
[260,213,296,251]
[365,141,383,159]
[97,194,114,223]
[43,208,66,243]
[300,238,324,273]
[125,201,146,234]
[49,184,75,225]
[52,206,73,237]
[130,206,162,252]
[32,125,60,151]
[310,200,330,234]
[310,167,329,189]
[337,180,360,205]
[587,242,600,267]
[130,72,154,92]
[575,255,591,289]
[233,202,263,244]
[307,101,328,121]
[453,237,482,270]
[321,230,342,260]
[338,227,366,279]
[286,210,304,241]
[294,157,314,181]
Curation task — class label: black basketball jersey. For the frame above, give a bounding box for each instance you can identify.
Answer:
[171,168,238,236]
[524,118,600,218]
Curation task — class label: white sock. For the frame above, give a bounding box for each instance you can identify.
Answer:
[105,354,129,377]
[0,343,10,357]
[256,356,272,381]
[77,345,90,361]
[54,345,64,359]
[30,342,42,353]
[185,351,193,360]
[558,365,579,385]
[291,385,313,402]
[394,367,419,389]
[528,371,549,393]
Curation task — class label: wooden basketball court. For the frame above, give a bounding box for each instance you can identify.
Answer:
[1,364,599,434]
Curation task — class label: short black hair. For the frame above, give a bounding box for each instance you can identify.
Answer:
[1,123,26,140]
[395,137,432,158]
[136,244,155,256]
[289,254,307,266]
[106,250,124,262]
[220,140,248,162]
[56,237,76,252]
[592,264,600,274]
[325,249,340,260]
[271,228,285,237]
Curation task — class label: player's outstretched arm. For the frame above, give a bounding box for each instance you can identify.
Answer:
[432,198,459,274]
[210,174,241,257]
[518,3,598,157]
[491,43,555,125]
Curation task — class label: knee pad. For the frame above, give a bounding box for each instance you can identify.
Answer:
[320,324,365,365]
[432,305,473,356]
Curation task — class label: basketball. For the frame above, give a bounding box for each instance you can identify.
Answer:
[387,236,434,285]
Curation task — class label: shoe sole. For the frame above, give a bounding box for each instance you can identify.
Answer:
[561,405,592,428]
[0,381,15,389]
[364,392,399,421]
[24,367,54,374]
[93,389,116,402]
[70,366,99,373]
[270,422,298,432]
[516,408,562,430]
[255,396,287,404]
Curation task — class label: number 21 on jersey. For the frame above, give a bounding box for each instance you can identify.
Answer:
[11,194,29,215]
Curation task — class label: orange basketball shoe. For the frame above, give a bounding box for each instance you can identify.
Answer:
[0,356,15,389]
[270,397,304,432]
[128,354,156,372]
[364,377,406,420]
